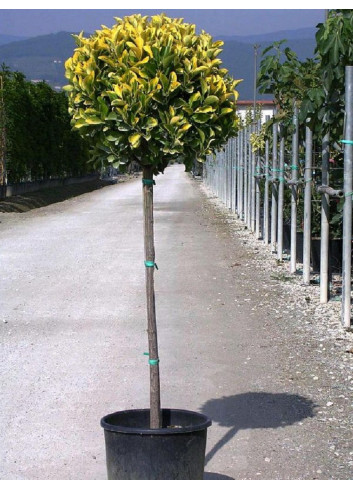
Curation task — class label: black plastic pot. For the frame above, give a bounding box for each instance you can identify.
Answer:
[101,408,212,480]
[283,224,304,263]
[311,237,343,273]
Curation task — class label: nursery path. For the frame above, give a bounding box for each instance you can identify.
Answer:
[0,164,352,480]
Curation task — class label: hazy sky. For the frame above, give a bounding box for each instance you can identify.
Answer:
[0,8,327,38]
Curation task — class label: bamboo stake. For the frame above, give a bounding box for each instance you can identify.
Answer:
[142,166,162,429]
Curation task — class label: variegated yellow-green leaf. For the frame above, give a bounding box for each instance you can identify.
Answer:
[197,127,205,143]
[128,133,142,148]
[195,106,214,113]
[143,117,158,129]
[192,113,211,123]
[106,134,119,141]
[170,80,181,92]
[143,45,153,58]
[114,85,123,98]
[189,92,201,105]
[85,116,103,125]
[74,120,89,129]
[204,95,219,105]
[179,123,192,132]
[220,107,234,116]
[170,116,182,125]
[64,12,241,174]
[191,66,208,76]
[98,56,116,68]
[105,112,118,120]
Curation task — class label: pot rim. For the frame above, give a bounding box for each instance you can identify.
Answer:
[100,408,212,435]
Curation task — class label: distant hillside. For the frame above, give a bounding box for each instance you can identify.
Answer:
[220,37,316,100]
[0,34,27,46]
[0,30,317,98]
[0,31,79,88]
[219,26,316,44]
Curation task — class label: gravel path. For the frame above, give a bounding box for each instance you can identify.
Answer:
[0,164,352,480]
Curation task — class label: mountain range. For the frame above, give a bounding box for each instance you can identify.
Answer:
[0,28,317,100]
[0,34,27,46]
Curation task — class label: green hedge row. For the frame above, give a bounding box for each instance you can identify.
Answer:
[0,67,94,184]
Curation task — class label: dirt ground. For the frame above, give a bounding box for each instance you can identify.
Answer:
[0,165,352,480]
[199,181,353,480]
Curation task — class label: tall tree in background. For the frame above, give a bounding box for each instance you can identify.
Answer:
[0,69,6,186]
[0,67,91,183]
[257,10,353,139]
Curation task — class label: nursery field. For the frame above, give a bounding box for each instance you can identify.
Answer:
[0,164,352,480]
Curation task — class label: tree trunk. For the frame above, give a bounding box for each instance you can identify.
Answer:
[142,166,162,429]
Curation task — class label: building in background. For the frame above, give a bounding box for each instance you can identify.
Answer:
[237,100,275,123]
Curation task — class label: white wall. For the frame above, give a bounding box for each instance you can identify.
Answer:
[237,108,274,124]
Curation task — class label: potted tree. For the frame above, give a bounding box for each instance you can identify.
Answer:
[64,13,241,479]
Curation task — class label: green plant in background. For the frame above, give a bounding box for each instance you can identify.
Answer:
[64,13,241,429]
[257,42,320,140]
[0,65,90,184]
[257,10,353,241]
[249,123,266,153]
[258,10,353,143]
[302,9,353,139]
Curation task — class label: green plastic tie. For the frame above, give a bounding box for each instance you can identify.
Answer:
[142,178,156,186]
[291,165,299,170]
[345,191,353,198]
[278,177,286,183]
[149,358,159,365]
[144,352,159,365]
[144,260,158,270]
[340,140,353,145]
[305,178,312,183]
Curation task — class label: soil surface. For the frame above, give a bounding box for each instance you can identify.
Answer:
[0,164,352,480]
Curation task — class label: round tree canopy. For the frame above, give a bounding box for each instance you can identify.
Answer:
[64,13,242,174]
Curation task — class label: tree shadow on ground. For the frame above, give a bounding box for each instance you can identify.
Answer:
[203,472,235,480]
[201,392,317,466]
